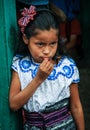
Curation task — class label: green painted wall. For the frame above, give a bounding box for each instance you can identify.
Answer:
[0,0,23,130]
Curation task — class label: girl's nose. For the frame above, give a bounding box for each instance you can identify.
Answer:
[43,46,50,54]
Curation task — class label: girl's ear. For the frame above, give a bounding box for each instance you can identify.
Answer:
[22,34,29,45]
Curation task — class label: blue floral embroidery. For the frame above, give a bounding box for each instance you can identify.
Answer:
[48,69,56,80]
[73,79,80,82]
[18,56,77,80]
[32,66,38,78]
[19,59,31,72]
[63,65,74,78]
[12,65,17,71]
[68,57,76,64]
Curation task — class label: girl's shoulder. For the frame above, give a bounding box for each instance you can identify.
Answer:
[11,55,31,72]
[58,56,76,67]
[12,54,30,62]
[57,56,80,82]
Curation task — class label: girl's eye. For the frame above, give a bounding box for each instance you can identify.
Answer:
[37,42,44,46]
[50,42,57,46]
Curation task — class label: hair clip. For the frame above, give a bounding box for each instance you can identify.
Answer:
[18,5,36,33]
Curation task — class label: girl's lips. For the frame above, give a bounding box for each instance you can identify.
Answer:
[43,57,49,59]
[39,57,52,62]
[43,57,52,61]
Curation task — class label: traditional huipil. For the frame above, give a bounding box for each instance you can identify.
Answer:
[12,55,79,129]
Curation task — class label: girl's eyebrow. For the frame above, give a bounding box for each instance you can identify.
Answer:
[35,41,46,44]
[36,41,58,44]
[34,40,46,44]
[50,40,58,44]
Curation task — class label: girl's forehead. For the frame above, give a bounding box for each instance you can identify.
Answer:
[35,28,58,34]
[29,28,58,44]
[33,28,59,39]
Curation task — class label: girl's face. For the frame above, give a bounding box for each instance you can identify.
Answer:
[24,28,58,63]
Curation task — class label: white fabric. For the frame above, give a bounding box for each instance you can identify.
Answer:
[12,55,80,112]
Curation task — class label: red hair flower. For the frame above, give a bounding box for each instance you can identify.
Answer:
[18,5,36,33]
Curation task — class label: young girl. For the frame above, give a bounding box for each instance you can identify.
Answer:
[9,5,85,130]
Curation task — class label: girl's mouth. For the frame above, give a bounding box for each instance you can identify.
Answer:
[43,57,52,60]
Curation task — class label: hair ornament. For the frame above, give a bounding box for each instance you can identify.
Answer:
[18,5,36,33]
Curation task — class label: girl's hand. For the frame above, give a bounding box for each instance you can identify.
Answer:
[36,58,53,81]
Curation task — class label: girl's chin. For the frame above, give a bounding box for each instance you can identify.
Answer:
[33,58,43,63]
[33,57,52,63]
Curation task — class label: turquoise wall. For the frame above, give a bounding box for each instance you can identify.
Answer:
[0,0,23,129]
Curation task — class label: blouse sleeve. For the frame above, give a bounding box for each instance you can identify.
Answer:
[11,55,20,72]
[72,65,80,83]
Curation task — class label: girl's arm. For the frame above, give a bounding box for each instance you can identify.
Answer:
[70,83,85,130]
[9,59,53,111]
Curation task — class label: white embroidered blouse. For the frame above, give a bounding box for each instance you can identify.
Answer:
[11,55,80,112]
